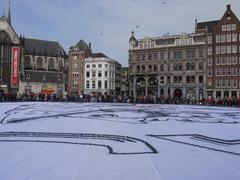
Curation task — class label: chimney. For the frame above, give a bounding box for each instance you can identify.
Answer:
[227,4,231,10]
[195,19,198,32]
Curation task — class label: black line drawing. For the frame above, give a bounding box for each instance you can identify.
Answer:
[147,134,240,156]
[0,132,158,155]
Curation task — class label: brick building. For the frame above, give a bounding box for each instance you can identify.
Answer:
[197,4,240,99]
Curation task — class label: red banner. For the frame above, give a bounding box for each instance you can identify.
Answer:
[12,47,19,87]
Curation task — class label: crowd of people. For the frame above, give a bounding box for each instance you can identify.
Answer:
[1,91,240,107]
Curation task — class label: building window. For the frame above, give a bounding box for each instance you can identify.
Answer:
[42,75,46,80]
[232,24,236,30]
[227,80,231,88]
[73,81,79,88]
[207,36,212,44]
[227,45,231,54]
[199,76,203,84]
[105,71,108,77]
[232,34,237,42]
[160,52,164,60]
[227,57,231,65]
[98,71,102,77]
[186,63,191,71]
[86,71,90,78]
[191,63,195,70]
[232,68,237,76]
[98,64,102,68]
[207,47,212,55]
[98,80,102,89]
[153,53,158,60]
[154,65,158,71]
[142,65,145,71]
[25,56,31,69]
[232,45,237,53]
[37,57,43,69]
[215,46,220,54]
[222,68,226,76]
[221,57,226,65]
[208,69,212,77]
[215,35,220,43]
[148,54,152,60]
[232,56,237,64]
[227,24,232,31]
[222,25,226,31]
[186,76,190,84]
[227,68,231,76]
[58,75,61,81]
[216,80,220,88]
[221,46,226,54]
[227,34,231,42]
[185,50,195,59]
[221,80,226,88]
[92,81,96,89]
[191,76,196,84]
[232,80,237,88]
[198,62,203,71]
[48,58,54,70]
[198,49,204,58]
[216,68,221,76]
[160,64,164,71]
[208,58,212,66]
[221,34,226,42]
[86,64,90,68]
[92,64,96,68]
[142,54,146,61]
[92,71,96,77]
[160,76,164,84]
[104,80,108,89]
[86,81,90,89]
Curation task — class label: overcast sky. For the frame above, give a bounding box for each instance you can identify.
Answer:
[1,0,240,66]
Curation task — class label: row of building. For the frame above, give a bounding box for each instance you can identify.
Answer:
[0,4,240,101]
[0,4,128,97]
[128,4,240,101]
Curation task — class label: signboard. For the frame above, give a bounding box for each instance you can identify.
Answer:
[12,47,19,87]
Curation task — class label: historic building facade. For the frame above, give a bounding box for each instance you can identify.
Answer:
[19,38,67,95]
[68,40,91,95]
[84,53,121,95]
[128,31,207,101]
[196,5,240,99]
[0,10,22,93]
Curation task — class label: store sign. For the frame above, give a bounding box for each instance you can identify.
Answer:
[12,47,19,87]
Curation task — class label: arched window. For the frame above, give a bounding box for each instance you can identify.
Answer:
[199,62,203,71]
[148,64,152,72]
[186,76,190,84]
[137,65,140,72]
[148,77,158,86]
[178,63,182,71]
[178,76,182,83]
[25,56,31,69]
[167,64,171,71]
[160,76,164,84]
[136,78,146,87]
[199,76,203,83]
[191,63,195,70]
[174,63,178,71]
[174,76,178,83]
[37,57,43,69]
[142,65,145,71]
[167,76,171,84]
[154,65,158,71]
[186,63,190,71]
[49,58,55,70]
[191,76,195,83]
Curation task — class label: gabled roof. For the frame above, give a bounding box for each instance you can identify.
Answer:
[89,53,108,58]
[76,40,89,51]
[24,38,66,57]
[196,20,219,33]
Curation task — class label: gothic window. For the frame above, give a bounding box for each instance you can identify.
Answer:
[191,76,195,83]
[186,76,191,84]
[199,76,203,83]
[191,63,195,70]
[178,63,182,71]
